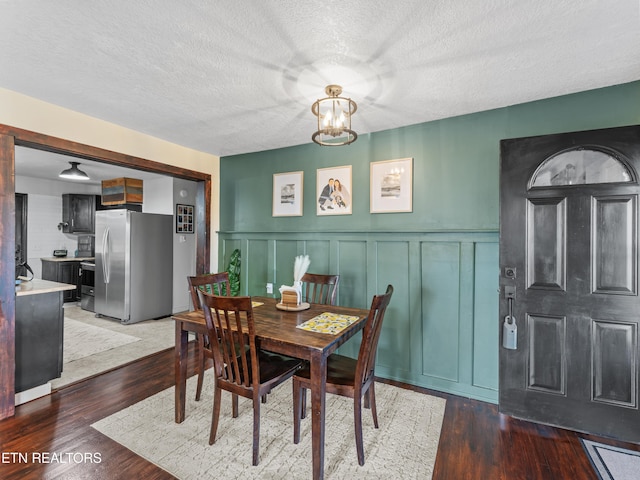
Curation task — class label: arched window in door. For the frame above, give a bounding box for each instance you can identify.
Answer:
[528,146,634,188]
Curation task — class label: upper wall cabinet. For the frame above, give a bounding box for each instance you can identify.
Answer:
[62,194,95,234]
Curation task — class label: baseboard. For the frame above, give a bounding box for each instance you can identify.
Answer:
[15,383,52,406]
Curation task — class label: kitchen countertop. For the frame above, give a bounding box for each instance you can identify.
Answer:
[16,278,77,297]
[41,256,95,262]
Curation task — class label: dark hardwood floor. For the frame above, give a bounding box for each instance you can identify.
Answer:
[1,343,637,479]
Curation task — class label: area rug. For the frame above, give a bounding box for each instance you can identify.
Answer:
[51,307,175,389]
[92,371,446,479]
[63,317,140,363]
[581,439,640,480]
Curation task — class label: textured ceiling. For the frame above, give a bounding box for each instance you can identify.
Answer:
[2,0,640,162]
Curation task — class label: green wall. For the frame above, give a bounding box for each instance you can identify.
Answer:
[219,81,640,403]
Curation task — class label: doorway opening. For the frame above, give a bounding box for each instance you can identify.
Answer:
[1,124,213,418]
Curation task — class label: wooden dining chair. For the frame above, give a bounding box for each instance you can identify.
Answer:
[198,290,303,466]
[187,272,231,401]
[292,284,394,466]
[300,272,340,305]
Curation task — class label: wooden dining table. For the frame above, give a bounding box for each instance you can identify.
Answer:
[172,296,371,480]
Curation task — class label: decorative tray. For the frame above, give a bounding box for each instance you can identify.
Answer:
[275,302,310,311]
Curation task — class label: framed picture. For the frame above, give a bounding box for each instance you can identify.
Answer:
[176,204,194,233]
[273,171,304,216]
[370,158,413,213]
[316,165,352,216]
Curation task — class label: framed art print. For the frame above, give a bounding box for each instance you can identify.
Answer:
[317,165,352,215]
[176,204,194,233]
[370,157,413,213]
[273,171,304,216]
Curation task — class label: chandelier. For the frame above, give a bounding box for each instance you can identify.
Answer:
[311,84,357,146]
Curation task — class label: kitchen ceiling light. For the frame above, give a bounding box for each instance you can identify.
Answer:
[311,84,357,146]
[59,161,90,181]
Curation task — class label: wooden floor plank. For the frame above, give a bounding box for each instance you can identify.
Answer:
[0,344,638,479]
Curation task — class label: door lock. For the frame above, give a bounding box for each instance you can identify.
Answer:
[504,285,516,300]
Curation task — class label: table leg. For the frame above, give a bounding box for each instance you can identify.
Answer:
[174,320,188,423]
[310,352,327,480]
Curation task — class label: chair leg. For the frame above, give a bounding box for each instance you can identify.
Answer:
[300,387,307,419]
[209,384,222,445]
[195,335,205,401]
[368,382,379,428]
[232,393,239,418]
[252,396,261,466]
[354,396,365,466]
[293,379,302,444]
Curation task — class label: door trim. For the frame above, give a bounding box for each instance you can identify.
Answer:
[0,133,16,419]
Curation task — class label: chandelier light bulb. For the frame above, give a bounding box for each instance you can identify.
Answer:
[324,109,333,127]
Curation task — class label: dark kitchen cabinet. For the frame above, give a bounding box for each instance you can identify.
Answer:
[15,291,64,392]
[62,194,95,233]
[41,259,81,302]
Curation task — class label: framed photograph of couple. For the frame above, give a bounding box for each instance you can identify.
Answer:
[370,157,413,213]
[272,171,304,217]
[317,165,352,215]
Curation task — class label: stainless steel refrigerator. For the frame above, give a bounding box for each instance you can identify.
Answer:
[95,209,173,324]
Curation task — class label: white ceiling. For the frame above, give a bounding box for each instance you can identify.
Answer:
[14,146,171,186]
[2,0,640,182]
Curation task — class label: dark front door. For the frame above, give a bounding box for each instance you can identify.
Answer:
[499,125,640,442]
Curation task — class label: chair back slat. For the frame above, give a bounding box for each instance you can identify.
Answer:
[198,291,259,390]
[188,272,231,310]
[220,309,242,384]
[355,285,394,389]
[301,273,340,305]
[218,310,234,380]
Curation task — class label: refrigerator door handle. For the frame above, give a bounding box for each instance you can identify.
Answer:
[102,227,110,284]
